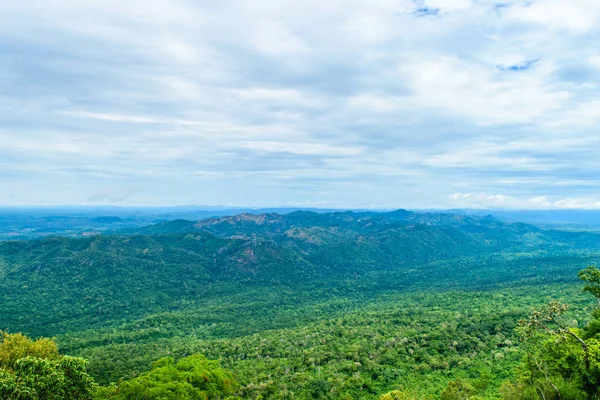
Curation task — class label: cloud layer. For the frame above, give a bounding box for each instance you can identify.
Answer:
[1,0,600,208]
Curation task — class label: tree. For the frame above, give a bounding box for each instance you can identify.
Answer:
[0,332,99,400]
[518,301,590,372]
[0,356,98,400]
[0,331,59,370]
[379,390,418,399]
[440,378,475,400]
[116,354,237,400]
[509,267,600,399]
[578,266,600,305]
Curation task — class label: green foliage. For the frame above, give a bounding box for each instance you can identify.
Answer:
[379,389,421,399]
[509,266,600,399]
[73,289,534,398]
[0,331,59,370]
[499,382,534,400]
[440,378,475,400]
[116,354,236,399]
[516,300,571,342]
[0,332,99,400]
[0,356,97,400]
[578,266,600,301]
[2,210,599,338]
[4,212,600,399]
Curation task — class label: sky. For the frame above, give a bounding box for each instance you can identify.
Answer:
[1,0,600,209]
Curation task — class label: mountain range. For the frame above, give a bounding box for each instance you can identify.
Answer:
[2,210,600,339]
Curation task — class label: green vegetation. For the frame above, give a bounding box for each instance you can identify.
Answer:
[116,355,236,400]
[3,210,600,398]
[502,266,600,399]
[0,332,98,400]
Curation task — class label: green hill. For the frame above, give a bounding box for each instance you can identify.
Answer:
[2,211,600,337]
[3,210,600,398]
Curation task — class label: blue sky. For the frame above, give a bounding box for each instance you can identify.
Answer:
[1,0,600,209]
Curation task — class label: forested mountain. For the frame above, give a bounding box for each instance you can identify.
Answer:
[2,210,600,399]
[2,210,599,336]
[0,206,342,240]
[125,209,521,237]
[123,209,600,252]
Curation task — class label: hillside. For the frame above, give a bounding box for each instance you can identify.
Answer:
[2,211,599,337]
[125,210,520,237]
[2,210,600,398]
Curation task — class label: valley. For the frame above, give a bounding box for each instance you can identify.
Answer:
[2,210,600,398]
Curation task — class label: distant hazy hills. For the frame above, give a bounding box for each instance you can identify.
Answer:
[4,207,600,241]
[122,209,507,237]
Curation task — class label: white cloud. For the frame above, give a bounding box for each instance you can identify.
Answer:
[227,87,320,107]
[450,193,600,210]
[505,0,600,32]
[344,14,394,43]
[2,0,600,207]
[348,94,399,112]
[238,141,362,156]
[544,100,600,129]
[60,111,162,124]
[427,0,472,12]
[252,21,311,58]
[401,57,570,125]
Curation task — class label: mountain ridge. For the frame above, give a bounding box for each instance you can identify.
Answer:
[2,210,600,339]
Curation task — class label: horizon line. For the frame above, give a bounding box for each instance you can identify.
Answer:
[2,205,600,212]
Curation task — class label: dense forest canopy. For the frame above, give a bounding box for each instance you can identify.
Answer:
[2,210,600,399]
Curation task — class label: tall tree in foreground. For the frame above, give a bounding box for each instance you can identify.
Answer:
[116,354,237,400]
[0,331,99,400]
[508,266,600,400]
